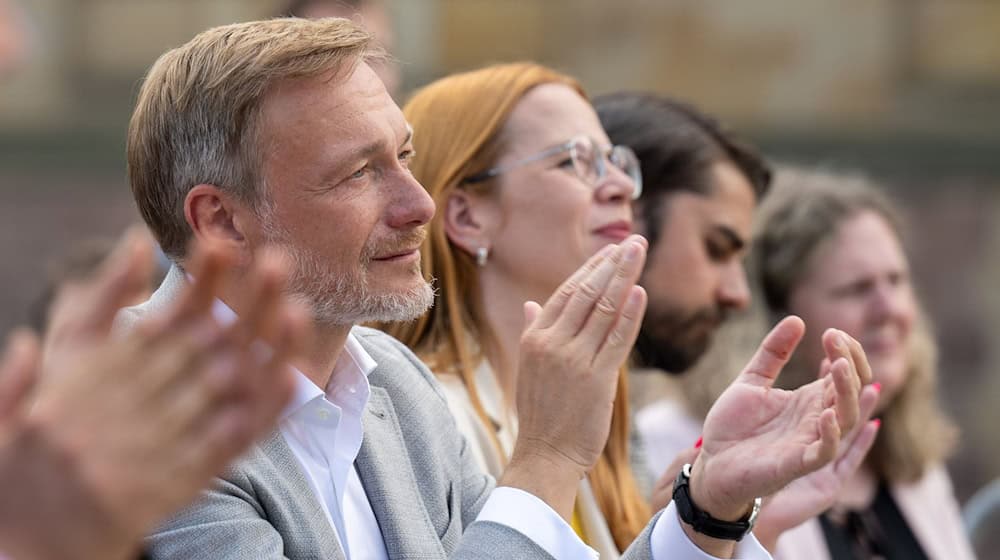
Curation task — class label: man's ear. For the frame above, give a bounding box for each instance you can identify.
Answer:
[184,184,250,261]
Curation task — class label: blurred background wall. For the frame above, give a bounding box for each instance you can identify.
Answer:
[1,0,997,509]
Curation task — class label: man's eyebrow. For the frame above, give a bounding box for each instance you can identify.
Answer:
[329,125,415,179]
[400,125,413,149]
[713,224,746,252]
[352,125,412,160]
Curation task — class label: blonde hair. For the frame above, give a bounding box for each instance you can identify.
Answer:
[751,166,958,482]
[379,62,650,549]
[128,17,380,259]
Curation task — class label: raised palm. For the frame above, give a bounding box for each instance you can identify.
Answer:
[689,316,870,520]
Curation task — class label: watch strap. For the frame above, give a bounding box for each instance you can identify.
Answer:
[672,463,761,541]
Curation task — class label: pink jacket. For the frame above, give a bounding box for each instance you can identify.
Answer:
[774,464,976,560]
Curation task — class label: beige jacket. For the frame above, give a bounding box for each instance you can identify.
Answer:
[773,464,976,560]
[436,361,623,559]
[634,389,975,560]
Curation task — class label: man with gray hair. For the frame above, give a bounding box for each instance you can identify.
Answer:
[123,17,870,560]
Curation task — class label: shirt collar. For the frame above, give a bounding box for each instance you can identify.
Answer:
[206,297,379,421]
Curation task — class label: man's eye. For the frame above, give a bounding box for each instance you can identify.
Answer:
[556,158,575,169]
[706,241,728,260]
[399,150,415,166]
[349,166,368,180]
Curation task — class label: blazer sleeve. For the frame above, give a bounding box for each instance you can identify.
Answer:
[145,476,292,560]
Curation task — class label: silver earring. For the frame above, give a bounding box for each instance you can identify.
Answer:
[476,247,489,267]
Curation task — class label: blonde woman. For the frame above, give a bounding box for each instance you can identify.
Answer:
[750,168,972,559]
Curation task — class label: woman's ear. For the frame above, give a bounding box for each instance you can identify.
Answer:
[443,189,497,258]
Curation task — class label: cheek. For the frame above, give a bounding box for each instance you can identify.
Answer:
[894,292,919,332]
[508,189,590,242]
[793,293,862,335]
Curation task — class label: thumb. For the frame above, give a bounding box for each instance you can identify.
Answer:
[522,300,542,329]
[0,329,41,424]
[738,315,805,388]
[56,227,155,338]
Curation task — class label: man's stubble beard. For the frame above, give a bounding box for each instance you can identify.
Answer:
[261,219,435,327]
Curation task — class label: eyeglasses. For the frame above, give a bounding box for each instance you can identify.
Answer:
[462,135,643,199]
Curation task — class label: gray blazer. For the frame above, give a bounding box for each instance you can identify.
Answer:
[118,267,659,559]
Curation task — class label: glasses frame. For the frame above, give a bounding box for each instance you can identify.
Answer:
[462,135,642,199]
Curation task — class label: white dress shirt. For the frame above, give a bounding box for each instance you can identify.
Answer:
[211,299,772,560]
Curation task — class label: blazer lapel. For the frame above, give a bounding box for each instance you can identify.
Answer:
[357,386,446,558]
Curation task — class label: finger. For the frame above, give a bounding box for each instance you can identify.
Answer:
[592,285,647,373]
[857,383,879,428]
[152,347,244,441]
[830,357,860,434]
[243,298,309,401]
[164,405,257,517]
[48,227,155,340]
[651,444,700,511]
[578,241,646,350]
[659,445,701,489]
[737,315,806,388]
[532,243,615,331]
[821,330,865,393]
[802,407,840,473]
[0,330,41,423]
[828,381,879,454]
[157,240,231,330]
[557,238,646,340]
[522,301,542,329]
[816,357,832,379]
[844,335,873,386]
[833,419,880,480]
[226,248,289,348]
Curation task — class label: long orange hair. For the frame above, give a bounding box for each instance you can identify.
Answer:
[378,62,650,550]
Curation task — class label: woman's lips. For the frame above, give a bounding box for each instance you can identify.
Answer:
[593,221,632,242]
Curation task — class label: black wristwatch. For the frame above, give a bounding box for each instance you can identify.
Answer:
[672,463,761,541]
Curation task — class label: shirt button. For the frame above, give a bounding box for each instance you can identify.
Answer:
[316,408,330,420]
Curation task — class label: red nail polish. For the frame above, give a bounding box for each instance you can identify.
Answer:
[872,382,882,393]
[694,436,703,449]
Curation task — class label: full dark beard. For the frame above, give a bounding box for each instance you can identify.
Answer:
[632,325,708,375]
[632,307,725,375]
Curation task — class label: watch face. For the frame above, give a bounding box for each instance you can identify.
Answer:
[746,496,763,531]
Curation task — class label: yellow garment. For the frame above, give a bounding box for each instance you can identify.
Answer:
[570,500,589,543]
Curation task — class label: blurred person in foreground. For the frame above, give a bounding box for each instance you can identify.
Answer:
[27,236,168,341]
[0,230,305,560]
[749,168,973,559]
[0,0,30,77]
[595,92,880,551]
[280,0,399,98]
[0,3,304,558]
[379,60,871,559]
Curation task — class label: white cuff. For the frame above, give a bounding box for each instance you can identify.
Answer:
[650,501,773,560]
[476,486,598,560]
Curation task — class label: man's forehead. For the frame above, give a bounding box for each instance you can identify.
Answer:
[260,63,407,142]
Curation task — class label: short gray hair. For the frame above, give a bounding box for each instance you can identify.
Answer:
[127,17,380,260]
